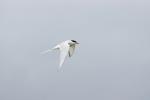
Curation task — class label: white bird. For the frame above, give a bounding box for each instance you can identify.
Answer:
[41,40,79,69]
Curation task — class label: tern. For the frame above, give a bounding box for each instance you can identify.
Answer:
[41,40,79,69]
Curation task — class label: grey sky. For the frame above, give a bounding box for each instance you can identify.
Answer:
[1,0,150,100]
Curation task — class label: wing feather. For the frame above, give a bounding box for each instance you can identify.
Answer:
[59,44,70,68]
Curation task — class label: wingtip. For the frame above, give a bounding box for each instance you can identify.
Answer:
[58,62,63,69]
[40,51,46,54]
[57,65,62,71]
[40,49,52,54]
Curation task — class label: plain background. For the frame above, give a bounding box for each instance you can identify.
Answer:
[0,0,150,100]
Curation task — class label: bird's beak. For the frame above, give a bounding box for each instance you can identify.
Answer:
[76,42,79,44]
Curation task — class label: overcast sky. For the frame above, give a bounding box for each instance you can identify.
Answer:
[0,0,150,100]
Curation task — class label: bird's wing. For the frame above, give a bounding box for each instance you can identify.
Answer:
[40,44,60,54]
[40,49,52,54]
[59,44,70,68]
[69,45,76,57]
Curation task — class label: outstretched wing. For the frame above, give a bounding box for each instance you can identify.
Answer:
[69,45,76,57]
[41,44,60,54]
[59,44,70,68]
[40,49,52,54]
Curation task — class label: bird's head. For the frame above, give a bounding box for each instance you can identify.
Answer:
[70,40,79,44]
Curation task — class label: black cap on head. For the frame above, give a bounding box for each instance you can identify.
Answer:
[71,40,77,43]
[71,40,79,44]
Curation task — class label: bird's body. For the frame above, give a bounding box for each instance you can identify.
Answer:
[41,40,79,69]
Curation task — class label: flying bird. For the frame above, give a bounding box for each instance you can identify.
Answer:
[41,40,79,69]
